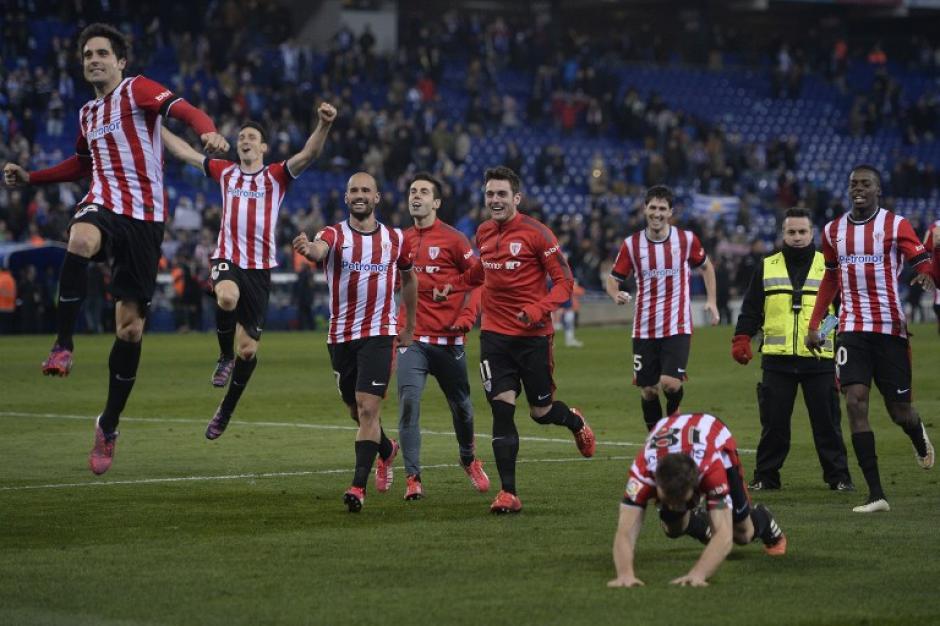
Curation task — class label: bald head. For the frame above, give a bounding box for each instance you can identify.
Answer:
[345,171,380,220]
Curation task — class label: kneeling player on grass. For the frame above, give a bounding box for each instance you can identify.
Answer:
[608,412,786,589]
[162,102,336,439]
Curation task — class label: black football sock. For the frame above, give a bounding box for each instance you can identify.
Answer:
[901,421,928,457]
[216,306,236,360]
[664,387,684,416]
[219,356,257,416]
[98,338,142,433]
[749,505,783,544]
[641,396,663,431]
[55,252,90,351]
[378,428,394,459]
[532,400,584,432]
[353,440,380,488]
[491,400,519,494]
[685,507,712,545]
[851,431,885,501]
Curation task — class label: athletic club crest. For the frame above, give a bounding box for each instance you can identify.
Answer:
[428,246,440,259]
[382,241,392,252]
[509,241,522,256]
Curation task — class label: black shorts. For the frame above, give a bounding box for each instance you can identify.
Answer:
[631,335,691,388]
[479,331,555,407]
[210,259,271,341]
[836,332,912,402]
[71,204,164,312]
[328,336,395,406]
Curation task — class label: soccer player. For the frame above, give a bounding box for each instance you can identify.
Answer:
[292,172,417,512]
[806,164,936,513]
[925,220,940,334]
[2,23,227,475]
[161,102,337,439]
[731,207,853,492]
[605,185,719,431]
[608,412,787,589]
[397,172,489,500]
[434,166,595,514]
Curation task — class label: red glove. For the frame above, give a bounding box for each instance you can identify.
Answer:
[731,334,752,365]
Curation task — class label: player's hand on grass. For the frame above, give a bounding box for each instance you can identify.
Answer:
[318,102,337,124]
[910,271,935,291]
[433,284,453,302]
[3,163,29,187]
[670,573,708,587]
[607,575,644,588]
[201,132,229,155]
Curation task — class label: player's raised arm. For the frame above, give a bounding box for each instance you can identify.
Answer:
[286,102,337,177]
[161,127,209,170]
[670,503,734,587]
[608,504,646,588]
[131,76,229,155]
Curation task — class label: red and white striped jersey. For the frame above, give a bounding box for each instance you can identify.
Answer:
[206,159,293,269]
[77,75,181,222]
[317,221,413,344]
[925,220,940,306]
[610,227,707,338]
[821,208,931,337]
[623,412,741,511]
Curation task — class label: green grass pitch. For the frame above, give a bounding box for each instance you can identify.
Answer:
[2,324,939,625]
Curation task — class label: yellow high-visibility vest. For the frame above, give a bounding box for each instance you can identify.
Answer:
[761,251,834,359]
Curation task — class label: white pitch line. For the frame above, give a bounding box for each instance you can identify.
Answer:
[0,410,756,453]
[0,456,632,492]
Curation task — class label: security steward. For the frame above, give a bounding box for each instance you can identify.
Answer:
[731,207,853,491]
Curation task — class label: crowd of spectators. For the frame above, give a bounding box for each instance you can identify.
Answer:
[1,4,939,333]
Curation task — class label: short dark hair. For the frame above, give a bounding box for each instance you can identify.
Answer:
[654,453,699,503]
[78,23,130,63]
[645,184,674,208]
[239,121,267,143]
[484,166,522,195]
[851,164,882,186]
[409,171,443,200]
[784,207,812,221]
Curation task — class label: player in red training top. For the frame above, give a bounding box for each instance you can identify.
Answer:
[293,172,417,512]
[806,165,935,513]
[608,412,786,589]
[606,185,718,431]
[924,219,940,334]
[3,23,228,475]
[162,102,337,439]
[435,166,595,514]
[396,172,488,500]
